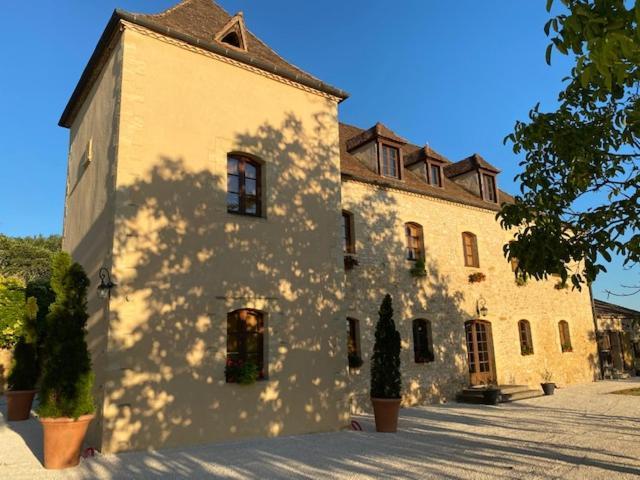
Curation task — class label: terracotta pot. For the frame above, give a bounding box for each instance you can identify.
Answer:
[371,397,401,432]
[6,390,37,421]
[39,414,94,469]
[541,382,555,395]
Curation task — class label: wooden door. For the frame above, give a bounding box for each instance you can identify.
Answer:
[465,320,496,385]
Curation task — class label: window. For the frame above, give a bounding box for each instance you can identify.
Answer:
[518,320,534,355]
[380,144,400,178]
[428,163,443,187]
[482,173,497,203]
[227,154,262,217]
[347,318,360,358]
[559,320,572,352]
[462,232,479,267]
[226,309,265,382]
[342,211,355,254]
[221,31,242,48]
[413,319,434,363]
[405,223,424,260]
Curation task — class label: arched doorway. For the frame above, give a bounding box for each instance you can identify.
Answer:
[465,320,497,385]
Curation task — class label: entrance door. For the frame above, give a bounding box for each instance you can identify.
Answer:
[465,320,496,385]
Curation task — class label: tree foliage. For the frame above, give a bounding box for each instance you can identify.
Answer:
[370,294,402,399]
[7,297,39,391]
[0,234,62,282]
[499,0,640,289]
[37,252,94,419]
[0,276,25,348]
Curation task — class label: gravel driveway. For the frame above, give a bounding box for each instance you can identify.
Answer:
[1,379,639,479]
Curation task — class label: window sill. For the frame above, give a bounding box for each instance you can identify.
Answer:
[226,211,268,222]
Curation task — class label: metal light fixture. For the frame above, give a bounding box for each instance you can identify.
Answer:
[476,296,488,317]
[97,267,116,299]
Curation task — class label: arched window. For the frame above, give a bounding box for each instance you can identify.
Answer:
[462,232,479,267]
[518,320,534,355]
[342,211,355,254]
[405,222,425,260]
[226,309,265,382]
[227,154,262,217]
[413,319,434,363]
[559,320,572,352]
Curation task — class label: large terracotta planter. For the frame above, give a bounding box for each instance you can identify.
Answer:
[6,389,37,421]
[40,414,94,469]
[371,397,401,432]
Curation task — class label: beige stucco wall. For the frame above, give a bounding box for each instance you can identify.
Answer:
[62,34,123,449]
[94,24,348,453]
[342,179,599,411]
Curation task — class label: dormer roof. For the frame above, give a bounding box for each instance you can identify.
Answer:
[59,0,348,127]
[443,153,501,178]
[404,145,449,167]
[345,122,407,152]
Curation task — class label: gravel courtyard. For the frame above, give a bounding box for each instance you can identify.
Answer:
[1,379,639,479]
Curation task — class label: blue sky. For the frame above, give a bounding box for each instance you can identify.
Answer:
[0,0,637,308]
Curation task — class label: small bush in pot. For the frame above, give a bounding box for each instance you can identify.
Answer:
[541,369,555,395]
[37,253,95,470]
[370,294,402,432]
[6,297,39,421]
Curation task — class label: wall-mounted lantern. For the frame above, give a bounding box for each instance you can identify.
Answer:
[97,267,116,299]
[476,296,488,317]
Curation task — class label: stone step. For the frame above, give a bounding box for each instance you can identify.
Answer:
[500,389,544,402]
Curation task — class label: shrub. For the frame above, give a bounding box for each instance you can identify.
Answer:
[370,294,401,399]
[7,297,39,391]
[409,259,427,277]
[37,252,94,419]
[225,358,259,385]
[25,279,55,372]
[0,276,26,349]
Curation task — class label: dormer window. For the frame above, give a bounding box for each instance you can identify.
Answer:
[428,162,443,187]
[481,173,497,203]
[380,144,400,179]
[221,31,242,48]
[214,12,248,52]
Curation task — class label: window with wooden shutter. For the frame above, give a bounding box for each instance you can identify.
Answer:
[559,320,572,352]
[342,211,355,254]
[380,144,400,178]
[413,319,434,363]
[462,232,479,267]
[518,320,534,355]
[405,223,424,260]
[227,154,262,217]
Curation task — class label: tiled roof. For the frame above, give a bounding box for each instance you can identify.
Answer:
[404,145,449,167]
[594,299,640,318]
[60,0,348,127]
[339,123,513,211]
[345,122,407,152]
[444,153,501,178]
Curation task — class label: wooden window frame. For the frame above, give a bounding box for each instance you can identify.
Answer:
[413,319,435,363]
[405,222,425,261]
[227,154,263,217]
[377,141,403,180]
[518,320,534,355]
[426,161,444,188]
[226,309,265,382]
[347,317,361,358]
[479,171,498,203]
[559,320,572,352]
[462,232,480,268]
[342,210,355,254]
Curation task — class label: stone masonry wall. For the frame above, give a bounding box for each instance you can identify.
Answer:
[342,179,599,412]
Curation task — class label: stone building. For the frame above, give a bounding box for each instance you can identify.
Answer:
[594,299,640,378]
[59,0,599,453]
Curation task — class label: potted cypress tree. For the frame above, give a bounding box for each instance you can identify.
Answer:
[37,253,95,470]
[370,294,402,432]
[6,297,39,421]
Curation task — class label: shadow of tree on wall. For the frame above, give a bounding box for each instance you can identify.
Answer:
[103,111,352,452]
[341,185,471,411]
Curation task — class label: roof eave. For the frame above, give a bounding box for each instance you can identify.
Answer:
[59,9,349,128]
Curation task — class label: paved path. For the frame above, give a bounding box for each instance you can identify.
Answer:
[1,379,639,479]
